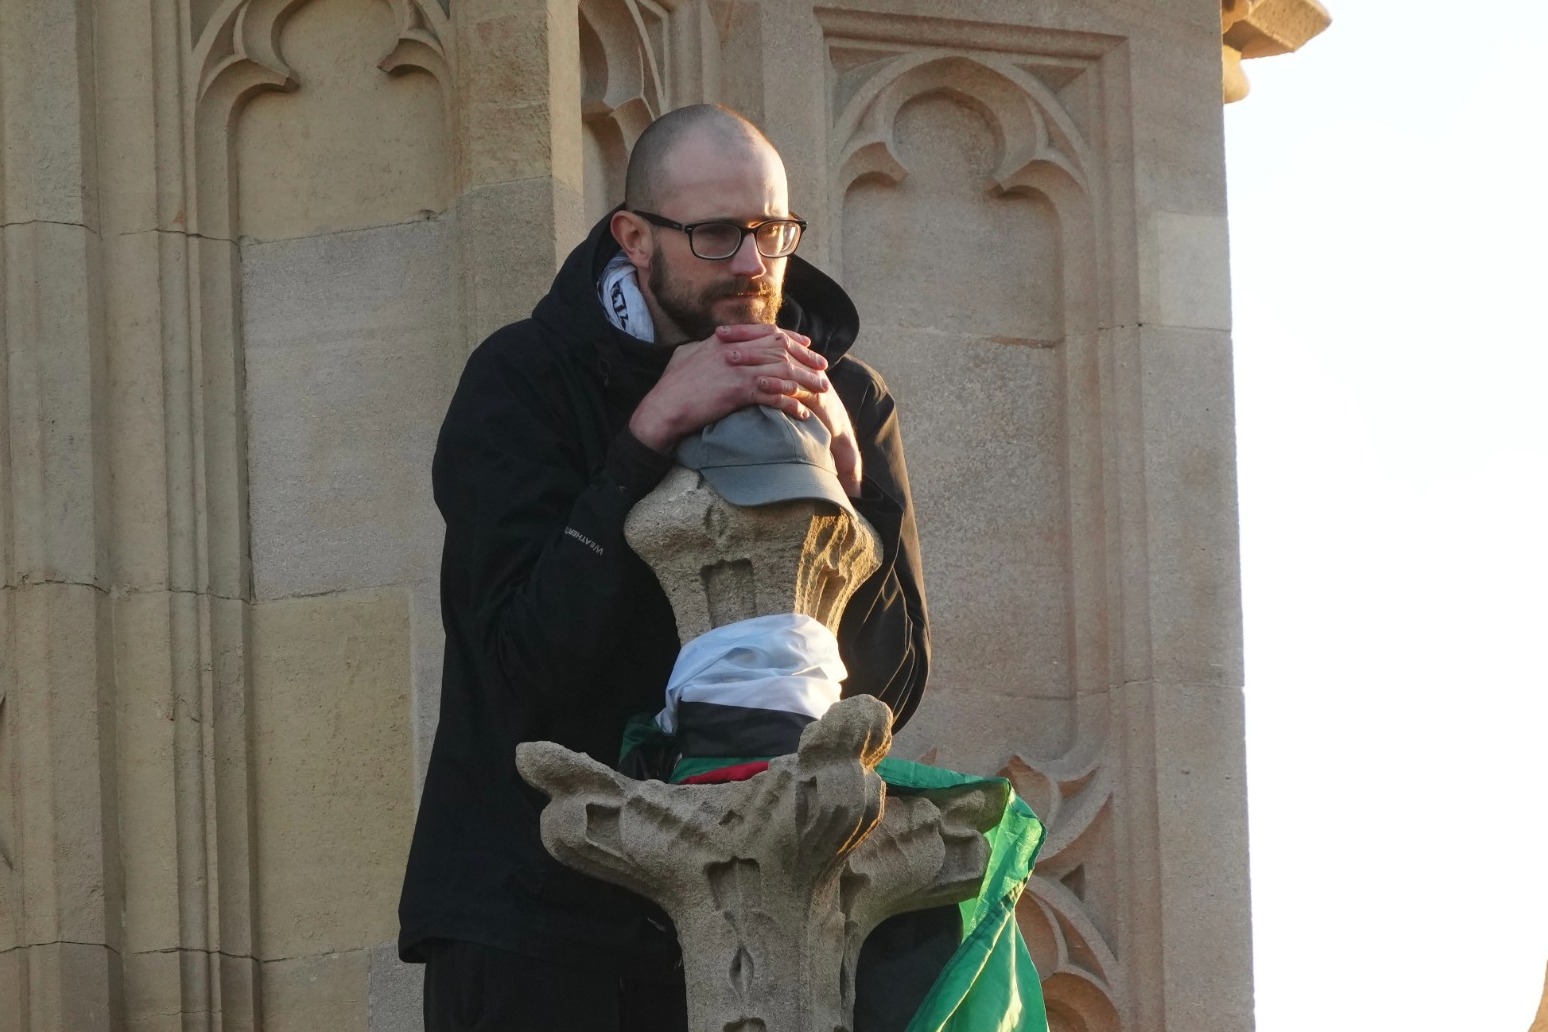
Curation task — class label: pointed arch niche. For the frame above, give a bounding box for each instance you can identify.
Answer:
[830,50,1106,759]
[198,0,453,241]
[820,15,1137,1030]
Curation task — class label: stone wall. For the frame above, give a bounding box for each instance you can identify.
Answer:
[0,1,1274,1029]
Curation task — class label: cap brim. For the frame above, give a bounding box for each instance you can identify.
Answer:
[698,461,856,518]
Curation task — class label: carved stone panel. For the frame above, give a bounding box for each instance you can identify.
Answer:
[821,13,1120,760]
[234,0,452,240]
[841,89,1071,727]
[817,12,1133,1030]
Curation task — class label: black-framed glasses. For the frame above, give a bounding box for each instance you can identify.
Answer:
[632,210,807,260]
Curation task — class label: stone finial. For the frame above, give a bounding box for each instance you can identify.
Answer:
[515,696,1006,1032]
[1221,0,1332,102]
[624,466,882,641]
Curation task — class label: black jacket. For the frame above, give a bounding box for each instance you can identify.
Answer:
[397,213,930,974]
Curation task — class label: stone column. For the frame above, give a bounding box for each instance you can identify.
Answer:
[456,0,588,342]
[1,1,120,1027]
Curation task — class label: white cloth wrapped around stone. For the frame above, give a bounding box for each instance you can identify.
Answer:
[655,612,847,760]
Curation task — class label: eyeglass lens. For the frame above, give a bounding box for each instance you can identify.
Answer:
[691,221,802,259]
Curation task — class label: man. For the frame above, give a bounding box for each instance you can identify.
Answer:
[398,104,932,1031]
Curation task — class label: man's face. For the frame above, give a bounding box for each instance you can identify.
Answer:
[638,134,791,342]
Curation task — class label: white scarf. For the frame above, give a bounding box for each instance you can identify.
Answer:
[598,252,656,342]
[655,614,847,735]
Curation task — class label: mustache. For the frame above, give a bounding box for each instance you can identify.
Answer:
[702,277,780,304]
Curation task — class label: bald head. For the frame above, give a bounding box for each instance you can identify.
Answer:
[625,105,780,211]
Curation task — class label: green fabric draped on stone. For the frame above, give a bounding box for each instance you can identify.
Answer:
[874,757,1048,1032]
[617,720,1050,1032]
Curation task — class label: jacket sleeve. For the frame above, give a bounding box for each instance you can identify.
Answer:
[832,359,931,730]
[433,340,671,712]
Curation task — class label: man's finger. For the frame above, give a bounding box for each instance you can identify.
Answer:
[723,344,784,367]
[832,443,863,497]
[786,338,827,371]
[715,323,778,343]
[754,375,799,397]
[717,324,828,372]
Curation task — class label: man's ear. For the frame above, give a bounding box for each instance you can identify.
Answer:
[611,210,652,266]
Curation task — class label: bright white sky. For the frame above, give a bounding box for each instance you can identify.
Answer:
[1225,2,1548,1028]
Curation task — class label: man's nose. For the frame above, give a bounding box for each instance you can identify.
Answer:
[726,233,768,277]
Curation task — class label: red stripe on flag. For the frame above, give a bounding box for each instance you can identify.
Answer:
[678,761,772,785]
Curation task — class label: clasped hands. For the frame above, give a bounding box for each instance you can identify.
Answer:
[628,323,862,497]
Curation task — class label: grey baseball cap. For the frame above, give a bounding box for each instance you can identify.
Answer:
[677,405,855,517]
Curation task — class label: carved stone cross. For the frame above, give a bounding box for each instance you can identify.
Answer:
[517,695,1004,1032]
[515,463,1002,1031]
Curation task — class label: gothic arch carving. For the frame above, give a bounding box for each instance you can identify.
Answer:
[194,0,451,105]
[579,0,677,219]
[579,0,668,142]
[190,0,452,240]
[831,54,1092,202]
[827,51,1106,342]
[1001,751,1123,1031]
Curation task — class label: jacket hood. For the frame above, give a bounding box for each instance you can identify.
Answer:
[532,208,861,403]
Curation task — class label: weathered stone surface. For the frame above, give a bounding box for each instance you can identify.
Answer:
[625,466,881,641]
[0,0,99,228]
[110,590,184,953]
[0,942,117,1032]
[119,949,259,1032]
[250,590,414,958]
[1148,211,1233,331]
[1143,680,1253,1032]
[4,582,114,950]
[241,217,457,601]
[1137,325,1245,688]
[1,221,107,588]
[518,696,1003,1032]
[456,177,586,347]
[261,949,369,1032]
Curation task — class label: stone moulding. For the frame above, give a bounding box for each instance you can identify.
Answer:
[0,685,11,882]
[516,695,1006,1032]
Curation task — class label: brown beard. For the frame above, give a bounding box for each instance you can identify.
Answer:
[649,259,783,342]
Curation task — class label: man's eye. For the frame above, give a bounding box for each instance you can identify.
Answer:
[758,222,798,253]
[694,225,741,252]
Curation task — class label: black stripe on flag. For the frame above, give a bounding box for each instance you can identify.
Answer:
[676,702,816,758]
